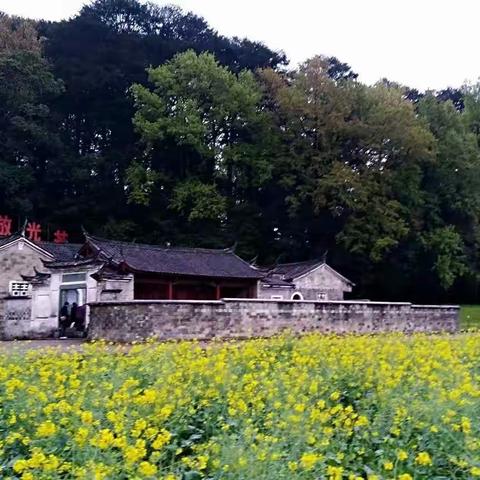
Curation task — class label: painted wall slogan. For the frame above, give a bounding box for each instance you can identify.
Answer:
[0,215,69,244]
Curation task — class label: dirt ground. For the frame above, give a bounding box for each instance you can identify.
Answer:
[0,339,86,352]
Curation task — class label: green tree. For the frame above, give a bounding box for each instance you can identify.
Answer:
[36,0,285,240]
[0,14,63,216]
[259,58,434,263]
[421,226,468,289]
[130,50,275,249]
[414,93,480,292]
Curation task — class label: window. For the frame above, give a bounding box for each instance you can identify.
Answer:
[9,281,31,297]
[317,292,327,300]
[271,295,283,300]
[291,292,303,301]
[62,273,86,283]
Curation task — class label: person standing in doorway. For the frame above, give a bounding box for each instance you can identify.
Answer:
[59,301,70,339]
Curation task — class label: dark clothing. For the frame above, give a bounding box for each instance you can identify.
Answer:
[73,304,86,331]
[60,305,69,319]
[59,303,71,337]
[70,304,78,326]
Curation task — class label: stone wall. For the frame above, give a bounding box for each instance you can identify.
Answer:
[0,297,34,340]
[88,299,459,342]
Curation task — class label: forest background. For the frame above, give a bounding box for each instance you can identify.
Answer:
[2,0,480,303]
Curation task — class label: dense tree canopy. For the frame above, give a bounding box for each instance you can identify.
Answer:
[1,0,480,302]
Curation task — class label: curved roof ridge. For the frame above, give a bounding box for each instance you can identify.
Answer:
[86,234,231,254]
[276,259,324,267]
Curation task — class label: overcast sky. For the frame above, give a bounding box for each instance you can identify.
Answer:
[0,0,478,91]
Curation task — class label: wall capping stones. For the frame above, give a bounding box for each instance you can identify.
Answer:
[91,298,460,308]
[93,299,225,306]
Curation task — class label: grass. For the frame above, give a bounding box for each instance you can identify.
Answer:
[460,304,480,329]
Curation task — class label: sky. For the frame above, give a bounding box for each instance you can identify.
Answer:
[0,0,478,91]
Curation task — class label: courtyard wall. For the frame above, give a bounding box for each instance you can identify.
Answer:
[88,299,459,342]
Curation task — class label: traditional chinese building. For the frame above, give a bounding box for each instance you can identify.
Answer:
[0,233,263,338]
[0,231,354,339]
[258,260,354,301]
[0,234,81,338]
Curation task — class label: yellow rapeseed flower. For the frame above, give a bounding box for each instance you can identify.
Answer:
[397,450,408,461]
[300,452,321,470]
[415,451,432,466]
[138,461,158,476]
[383,461,394,471]
[471,466,480,476]
[36,420,57,437]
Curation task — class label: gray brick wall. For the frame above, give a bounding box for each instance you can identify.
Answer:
[88,299,459,342]
[0,298,32,339]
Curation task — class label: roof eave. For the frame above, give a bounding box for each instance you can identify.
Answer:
[0,235,55,259]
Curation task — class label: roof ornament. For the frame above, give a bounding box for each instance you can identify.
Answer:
[224,241,238,253]
[321,249,328,263]
[20,218,28,237]
[249,254,259,266]
[80,225,89,238]
[33,267,51,278]
[273,253,286,266]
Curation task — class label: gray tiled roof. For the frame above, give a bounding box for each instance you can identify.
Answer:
[0,235,80,262]
[40,243,82,262]
[266,260,324,281]
[85,235,262,279]
[0,234,21,247]
[261,274,294,287]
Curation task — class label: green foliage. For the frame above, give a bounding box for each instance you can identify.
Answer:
[0,38,63,214]
[131,49,274,245]
[132,50,270,184]
[2,2,480,301]
[422,226,468,290]
[170,180,226,222]
[125,161,159,206]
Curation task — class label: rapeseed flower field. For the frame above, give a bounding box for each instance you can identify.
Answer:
[0,333,479,479]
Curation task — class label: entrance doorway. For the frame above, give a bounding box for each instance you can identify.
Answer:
[59,284,87,337]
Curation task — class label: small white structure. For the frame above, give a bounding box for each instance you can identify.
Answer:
[257,260,354,301]
[0,234,84,338]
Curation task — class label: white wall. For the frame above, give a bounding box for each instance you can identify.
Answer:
[31,266,99,331]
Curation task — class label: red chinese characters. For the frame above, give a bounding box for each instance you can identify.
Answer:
[26,222,42,242]
[0,215,12,236]
[0,215,70,242]
[54,230,69,244]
